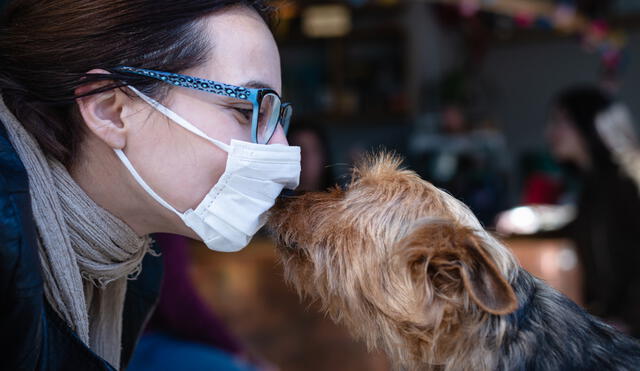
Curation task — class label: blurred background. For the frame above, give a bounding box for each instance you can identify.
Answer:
[130,1,640,370]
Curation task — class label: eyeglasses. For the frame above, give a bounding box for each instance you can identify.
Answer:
[114,66,292,144]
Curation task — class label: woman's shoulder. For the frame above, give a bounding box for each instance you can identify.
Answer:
[0,119,163,369]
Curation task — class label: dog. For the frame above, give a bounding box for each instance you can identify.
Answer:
[267,153,640,371]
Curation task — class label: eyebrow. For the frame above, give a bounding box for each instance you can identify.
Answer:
[241,80,276,91]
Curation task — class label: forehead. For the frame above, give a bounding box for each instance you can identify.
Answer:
[193,6,281,94]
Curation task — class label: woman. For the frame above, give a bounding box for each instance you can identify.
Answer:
[0,1,299,370]
[545,85,640,337]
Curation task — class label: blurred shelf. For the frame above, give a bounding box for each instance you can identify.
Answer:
[277,24,405,45]
[293,112,411,126]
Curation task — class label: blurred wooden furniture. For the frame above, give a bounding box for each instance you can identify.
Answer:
[188,236,390,371]
[502,237,583,306]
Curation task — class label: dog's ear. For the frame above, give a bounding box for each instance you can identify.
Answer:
[396,221,518,316]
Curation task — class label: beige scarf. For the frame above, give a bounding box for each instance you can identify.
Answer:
[0,96,153,369]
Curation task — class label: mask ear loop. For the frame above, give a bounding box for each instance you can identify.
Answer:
[127,85,232,153]
[113,85,232,218]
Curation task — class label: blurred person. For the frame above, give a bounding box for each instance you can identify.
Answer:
[410,102,510,225]
[508,85,640,337]
[0,1,299,369]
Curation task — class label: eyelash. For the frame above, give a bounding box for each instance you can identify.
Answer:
[233,107,253,122]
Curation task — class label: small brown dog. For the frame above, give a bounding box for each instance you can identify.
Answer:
[268,153,640,371]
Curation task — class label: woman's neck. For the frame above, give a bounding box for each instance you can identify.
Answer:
[69,134,171,237]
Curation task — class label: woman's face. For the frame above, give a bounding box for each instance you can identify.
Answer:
[545,107,590,168]
[122,6,286,236]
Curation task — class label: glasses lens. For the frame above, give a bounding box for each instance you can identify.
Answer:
[257,93,281,144]
[282,104,293,135]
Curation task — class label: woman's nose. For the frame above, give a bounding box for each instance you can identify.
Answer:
[268,123,289,145]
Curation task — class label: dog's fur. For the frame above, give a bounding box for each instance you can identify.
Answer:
[268,153,640,371]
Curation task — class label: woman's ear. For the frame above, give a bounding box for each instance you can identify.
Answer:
[75,68,127,149]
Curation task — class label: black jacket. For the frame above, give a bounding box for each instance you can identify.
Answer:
[0,123,164,370]
[568,169,640,338]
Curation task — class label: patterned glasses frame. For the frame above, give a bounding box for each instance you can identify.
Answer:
[113,66,292,144]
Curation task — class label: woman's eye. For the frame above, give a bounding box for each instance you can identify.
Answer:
[233,107,253,123]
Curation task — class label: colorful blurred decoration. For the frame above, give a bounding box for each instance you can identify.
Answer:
[274,0,629,78]
[430,0,629,75]
[552,3,580,32]
[459,0,481,17]
[514,11,535,28]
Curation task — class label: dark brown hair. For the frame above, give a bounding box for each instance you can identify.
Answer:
[0,0,273,166]
[554,85,615,172]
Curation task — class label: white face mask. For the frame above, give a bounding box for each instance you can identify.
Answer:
[115,86,301,252]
